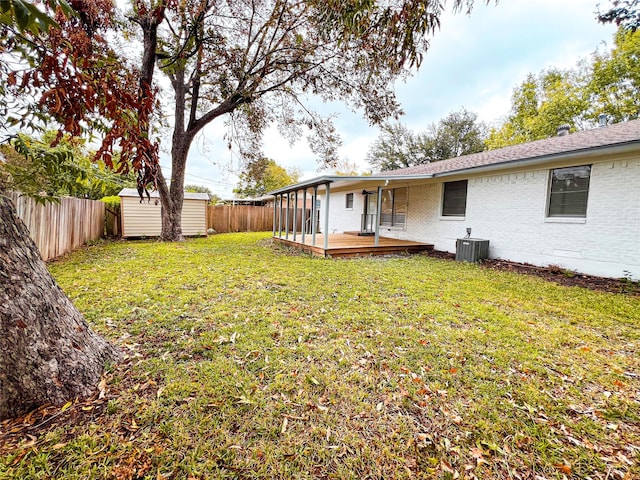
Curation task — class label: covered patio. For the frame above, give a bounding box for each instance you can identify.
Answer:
[269,175,434,258]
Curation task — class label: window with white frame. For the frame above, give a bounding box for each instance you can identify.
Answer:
[345,192,354,209]
[442,180,468,217]
[380,187,407,227]
[547,165,591,217]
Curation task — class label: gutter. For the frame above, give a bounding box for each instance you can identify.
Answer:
[269,138,640,194]
[432,141,640,178]
[268,174,435,195]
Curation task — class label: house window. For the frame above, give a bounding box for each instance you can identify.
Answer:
[442,180,468,216]
[345,193,354,209]
[548,165,591,217]
[380,187,407,227]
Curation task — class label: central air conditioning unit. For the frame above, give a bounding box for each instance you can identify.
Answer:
[456,238,490,263]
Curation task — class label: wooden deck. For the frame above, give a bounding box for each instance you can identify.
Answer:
[272,233,433,258]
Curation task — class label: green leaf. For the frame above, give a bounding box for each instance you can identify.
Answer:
[13,0,30,31]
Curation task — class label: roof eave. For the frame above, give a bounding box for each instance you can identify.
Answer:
[268,174,435,195]
[433,140,640,178]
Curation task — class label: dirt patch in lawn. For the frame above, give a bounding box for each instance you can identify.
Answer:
[426,250,639,295]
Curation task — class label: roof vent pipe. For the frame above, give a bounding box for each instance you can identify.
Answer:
[598,113,608,127]
[557,124,570,136]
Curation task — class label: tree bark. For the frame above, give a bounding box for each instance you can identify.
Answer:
[159,65,190,242]
[157,164,185,242]
[0,194,120,421]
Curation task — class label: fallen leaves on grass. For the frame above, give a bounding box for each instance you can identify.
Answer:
[2,233,637,479]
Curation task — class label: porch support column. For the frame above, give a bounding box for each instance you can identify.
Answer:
[312,186,318,247]
[278,194,284,238]
[374,185,382,247]
[301,188,307,244]
[323,182,330,251]
[293,190,299,242]
[286,192,291,239]
[272,194,277,237]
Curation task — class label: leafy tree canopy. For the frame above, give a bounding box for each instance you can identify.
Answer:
[0,132,135,201]
[0,0,72,34]
[1,0,156,174]
[365,122,425,171]
[184,184,224,204]
[485,69,589,149]
[234,158,300,197]
[486,27,640,149]
[184,184,212,195]
[331,158,369,176]
[598,0,640,31]
[589,27,640,122]
[366,108,487,171]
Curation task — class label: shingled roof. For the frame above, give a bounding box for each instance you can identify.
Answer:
[383,119,640,177]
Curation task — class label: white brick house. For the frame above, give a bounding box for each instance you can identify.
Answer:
[270,120,640,280]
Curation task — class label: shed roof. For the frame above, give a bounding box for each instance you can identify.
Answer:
[118,188,210,201]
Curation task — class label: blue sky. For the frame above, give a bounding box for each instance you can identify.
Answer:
[164,0,618,198]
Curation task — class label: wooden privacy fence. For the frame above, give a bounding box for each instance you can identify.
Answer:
[206,205,315,234]
[9,192,105,261]
[207,205,274,233]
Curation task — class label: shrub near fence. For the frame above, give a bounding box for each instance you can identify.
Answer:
[207,205,274,233]
[9,192,105,261]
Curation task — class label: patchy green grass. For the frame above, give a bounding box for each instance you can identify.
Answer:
[1,232,638,479]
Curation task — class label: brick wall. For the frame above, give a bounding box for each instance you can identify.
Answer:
[325,154,640,280]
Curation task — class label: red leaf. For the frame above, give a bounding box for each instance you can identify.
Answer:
[554,463,572,475]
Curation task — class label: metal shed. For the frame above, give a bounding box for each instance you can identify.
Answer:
[118,188,209,238]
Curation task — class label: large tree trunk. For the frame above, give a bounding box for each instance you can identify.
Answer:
[157,164,185,242]
[159,65,192,242]
[0,194,120,421]
[158,135,191,241]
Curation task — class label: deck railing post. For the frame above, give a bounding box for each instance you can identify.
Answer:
[374,186,382,247]
[323,183,330,251]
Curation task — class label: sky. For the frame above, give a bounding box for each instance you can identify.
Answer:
[162,0,619,199]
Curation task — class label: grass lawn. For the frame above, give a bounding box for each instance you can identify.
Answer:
[1,232,638,479]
